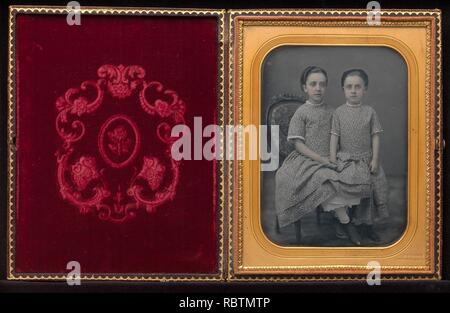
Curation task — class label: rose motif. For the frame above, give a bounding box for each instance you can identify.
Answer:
[71,97,88,116]
[71,156,100,191]
[138,157,166,191]
[107,125,131,157]
[99,115,140,169]
[155,100,172,118]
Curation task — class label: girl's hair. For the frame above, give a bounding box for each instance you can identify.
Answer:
[300,66,328,86]
[341,69,369,88]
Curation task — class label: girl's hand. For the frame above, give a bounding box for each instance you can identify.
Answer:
[321,157,337,169]
[370,158,379,174]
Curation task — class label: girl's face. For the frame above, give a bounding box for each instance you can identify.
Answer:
[343,75,367,105]
[302,72,327,104]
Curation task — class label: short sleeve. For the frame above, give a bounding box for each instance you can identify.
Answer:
[331,112,340,136]
[287,107,306,142]
[370,109,383,135]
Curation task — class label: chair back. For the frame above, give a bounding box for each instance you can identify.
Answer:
[266,94,306,163]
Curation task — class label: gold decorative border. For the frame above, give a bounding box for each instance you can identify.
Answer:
[7,6,226,282]
[227,9,442,281]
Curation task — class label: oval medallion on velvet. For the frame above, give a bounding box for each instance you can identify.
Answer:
[98,114,141,169]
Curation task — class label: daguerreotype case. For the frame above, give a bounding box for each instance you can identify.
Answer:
[6,6,442,282]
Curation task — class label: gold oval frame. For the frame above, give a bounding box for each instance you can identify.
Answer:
[251,36,418,256]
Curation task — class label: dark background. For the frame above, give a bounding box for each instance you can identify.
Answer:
[0,0,449,300]
[263,46,408,176]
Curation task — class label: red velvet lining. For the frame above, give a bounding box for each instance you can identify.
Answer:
[14,14,219,274]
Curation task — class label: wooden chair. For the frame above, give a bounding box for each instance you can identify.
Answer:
[266,94,325,243]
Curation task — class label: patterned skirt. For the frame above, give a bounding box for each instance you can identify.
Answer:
[275,150,372,228]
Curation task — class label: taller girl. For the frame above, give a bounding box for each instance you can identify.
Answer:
[275,66,370,236]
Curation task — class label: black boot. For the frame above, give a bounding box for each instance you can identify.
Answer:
[362,224,381,243]
[335,222,349,239]
[343,223,362,246]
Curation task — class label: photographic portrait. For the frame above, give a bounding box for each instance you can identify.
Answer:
[261,46,408,247]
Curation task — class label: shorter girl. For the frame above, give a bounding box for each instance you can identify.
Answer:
[328,69,389,243]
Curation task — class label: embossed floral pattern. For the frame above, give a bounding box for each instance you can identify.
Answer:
[138,157,166,191]
[71,156,100,191]
[71,97,88,116]
[107,125,132,157]
[56,65,185,222]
